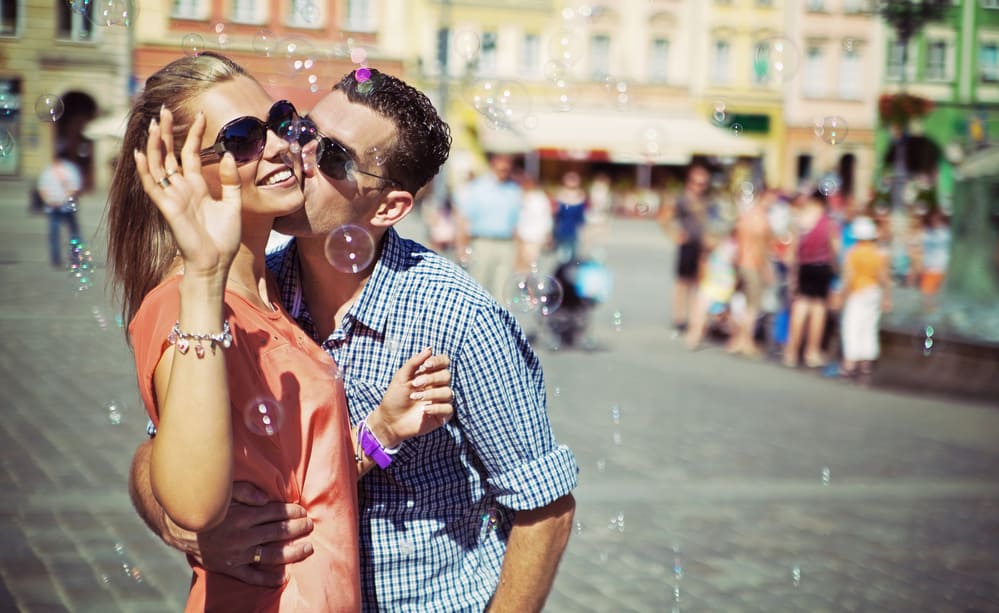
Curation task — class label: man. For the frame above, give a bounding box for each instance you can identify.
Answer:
[454,152,523,300]
[660,162,711,334]
[129,68,578,612]
[36,153,83,268]
[729,189,776,356]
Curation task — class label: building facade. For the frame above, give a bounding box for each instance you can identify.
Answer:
[0,0,130,186]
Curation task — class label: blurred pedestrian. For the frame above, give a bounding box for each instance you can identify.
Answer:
[730,189,775,356]
[423,194,457,256]
[919,209,951,312]
[840,216,891,380]
[552,170,588,262]
[783,188,841,368]
[515,173,553,273]
[455,153,522,299]
[36,154,83,268]
[662,163,711,334]
[685,223,738,350]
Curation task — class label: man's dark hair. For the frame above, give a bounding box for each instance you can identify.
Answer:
[334,69,452,195]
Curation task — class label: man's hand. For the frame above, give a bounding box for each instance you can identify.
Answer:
[184,482,315,587]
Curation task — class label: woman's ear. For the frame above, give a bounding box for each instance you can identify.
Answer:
[371,189,414,228]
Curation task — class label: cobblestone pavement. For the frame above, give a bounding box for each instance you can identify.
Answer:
[0,181,997,612]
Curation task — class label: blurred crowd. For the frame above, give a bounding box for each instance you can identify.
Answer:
[416,154,953,379]
[657,161,952,384]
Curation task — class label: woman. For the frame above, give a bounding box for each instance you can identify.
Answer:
[839,216,891,379]
[552,170,587,262]
[106,52,453,612]
[783,189,840,368]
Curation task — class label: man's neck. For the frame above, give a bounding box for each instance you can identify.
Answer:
[295,235,375,340]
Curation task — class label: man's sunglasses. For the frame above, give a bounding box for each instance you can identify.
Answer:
[198,100,314,165]
[312,133,401,188]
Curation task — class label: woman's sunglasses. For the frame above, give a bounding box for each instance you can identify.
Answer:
[198,100,313,165]
[312,133,401,188]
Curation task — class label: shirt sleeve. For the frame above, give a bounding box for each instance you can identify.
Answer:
[128,278,183,428]
[453,304,578,511]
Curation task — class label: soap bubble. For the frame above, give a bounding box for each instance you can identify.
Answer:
[819,116,849,145]
[711,100,727,126]
[252,29,276,56]
[753,36,799,83]
[181,33,206,56]
[350,46,367,64]
[92,0,133,27]
[324,224,375,274]
[105,400,123,425]
[243,397,284,436]
[0,129,14,158]
[35,94,65,122]
[503,273,564,315]
[454,30,480,62]
[731,123,744,136]
[548,28,584,67]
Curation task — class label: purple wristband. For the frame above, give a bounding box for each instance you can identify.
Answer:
[360,425,394,469]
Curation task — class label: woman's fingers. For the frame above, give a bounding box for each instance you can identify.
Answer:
[133,149,160,201]
[145,117,165,182]
[218,152,242,209]
[159,107,179,176]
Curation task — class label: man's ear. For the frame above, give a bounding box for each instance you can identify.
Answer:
[371,189,414,228]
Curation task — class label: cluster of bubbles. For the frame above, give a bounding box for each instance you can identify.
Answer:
[468,80,532,131]
[244,397,284,437]
[923,325,934,356]
[502,271,564,317]
[324,224,376,274]
[68,0,133,28]
[68,237,95,292]
[709,100,747,138]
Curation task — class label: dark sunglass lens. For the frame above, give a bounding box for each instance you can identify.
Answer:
[318,138,351,180]
[222,118,266,163]
[294,118,318,146]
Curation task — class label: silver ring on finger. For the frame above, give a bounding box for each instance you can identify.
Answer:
[158,176,172,188]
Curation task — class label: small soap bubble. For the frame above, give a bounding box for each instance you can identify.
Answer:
[674,556,683,580]
[548,28,584,67]
[181,33,206,56]
[100,573,111,585]
[550,77,577,112]
[639,125,665,161]
[791,565,801,586]
[113,542,125,556]
[925,325,935,337]
[820,116,848,145]
[612,430,622,445]
[818,176,840,196]
[297,1,318,23]
[712,100,727,125]
[924,337,934,350]
[252,29,276,56]
[243,397,284,436]
[129,567,144,583]
[350,46,368,64]
[530,274,563,316]
[608,512,625,532]
[820,466,831,485]
[454,30,480,62]
[596,458,606,473]
[573,520,583,536]
[0,129,15,158]
[324,224,375,274]
[480,507,501,535]
[610,405,621,425]
[843,38,857,53]
[731,123,744,136]
[543,60,567,83]
[554,386,561,397]
[0,92,15,117]
[35,94,65,122]
[93,0,133,27]
[753,36,800,82]
[106,400,123,425]
[612,310,623,332]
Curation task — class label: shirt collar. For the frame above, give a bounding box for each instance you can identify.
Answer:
[346,228,415,335]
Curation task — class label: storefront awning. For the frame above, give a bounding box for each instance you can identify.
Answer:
[476,109,762,165]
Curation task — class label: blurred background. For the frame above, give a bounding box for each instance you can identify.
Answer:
[1,0,998,611]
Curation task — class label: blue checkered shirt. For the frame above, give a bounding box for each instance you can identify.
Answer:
[267,229,578,612]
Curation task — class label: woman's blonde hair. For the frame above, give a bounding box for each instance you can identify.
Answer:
[106,52,249,331]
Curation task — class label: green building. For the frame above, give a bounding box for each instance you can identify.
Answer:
[876,0,999,210]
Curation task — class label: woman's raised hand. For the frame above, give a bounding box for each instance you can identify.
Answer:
[134,106,242,281]
[368,348,454,448]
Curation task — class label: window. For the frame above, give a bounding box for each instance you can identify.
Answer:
[171,0,207,20]
[344,0,373,31]
[649,38,669,84]
[806,0,825,11]
[711,40,731,85]
[57,0,94,41]
[0,78,20,175]
[231,0,265,24]
[982,43,999,82]
[478,31,497,75]
[752,41,770,84]
[590,34,611,79]
[843,0,867,13]
[887,40,907,80]
[926,40,949,80]
[839,48,862,99]
[983,0,999,9]
[756,0,774,6]
[1,0,18,36]
[803,46,826,97]
[521,33,541,77]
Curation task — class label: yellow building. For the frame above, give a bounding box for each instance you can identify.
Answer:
[782,0,883,203]
[0,0,130,186]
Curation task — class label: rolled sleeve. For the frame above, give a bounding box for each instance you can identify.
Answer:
[454,304,579,511]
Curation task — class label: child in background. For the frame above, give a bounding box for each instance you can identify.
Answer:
[840,216,891,381]
[919,209,951,312]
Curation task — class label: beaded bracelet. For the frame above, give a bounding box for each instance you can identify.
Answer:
[167,321,233,358]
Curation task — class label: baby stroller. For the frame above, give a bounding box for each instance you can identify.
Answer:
[544,258,612,350]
